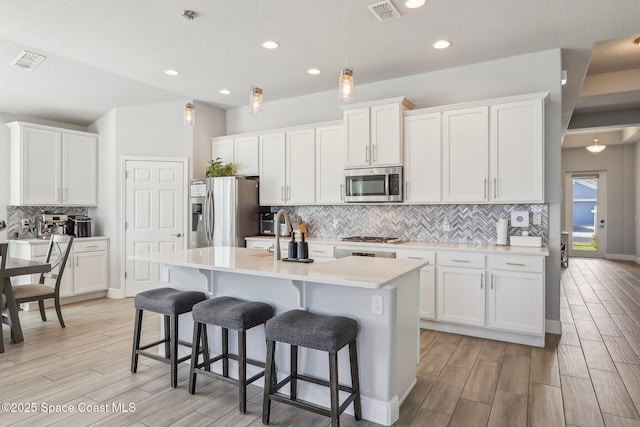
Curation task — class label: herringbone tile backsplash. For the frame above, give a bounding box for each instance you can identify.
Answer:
[6,206,88,239]
[273,204,548,246]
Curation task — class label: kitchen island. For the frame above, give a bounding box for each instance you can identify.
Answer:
[130,246,427,426]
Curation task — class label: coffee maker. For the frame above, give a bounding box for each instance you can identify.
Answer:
[35,213,68,239]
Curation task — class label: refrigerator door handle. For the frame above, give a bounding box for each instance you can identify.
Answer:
[209,188,215,241]
[204,189,212,241]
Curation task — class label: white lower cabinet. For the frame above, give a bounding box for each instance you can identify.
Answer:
[437,267,485,326]
[397,249,436,319]
[8,238,109,302]
[73,239,109,294]
[487,255,544,335]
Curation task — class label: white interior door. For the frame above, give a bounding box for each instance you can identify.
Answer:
[124,159,187,296]
[564,171,607,258]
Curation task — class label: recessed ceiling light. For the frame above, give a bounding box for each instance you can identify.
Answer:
[219,89,231,95]
[405,0,426,8]
[164,69,179,76]
[307,68,321,75]
[262,41,279,49]
[433,40,451,49]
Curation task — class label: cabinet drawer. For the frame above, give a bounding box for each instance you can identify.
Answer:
[488,255,544,273]
[307,243,334,258]
[438,251,485,269]
[246,239,274,250]
[396,249,435,265]
[74,240,108,253]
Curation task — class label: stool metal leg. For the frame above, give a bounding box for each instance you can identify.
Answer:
[170,315,179,388]
[290,345,298,401]
[238,330,247,414]
[349,341,362,420]
[189,321,202,394]
[163,315,171,358]
[329,351,340,427]
[131,309,143,373]
[222,327,229,377]
[262,339,276,425]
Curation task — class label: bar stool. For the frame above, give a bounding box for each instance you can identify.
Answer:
[262,309,361,427]
[189,296,274,413]
[131,287,206,388]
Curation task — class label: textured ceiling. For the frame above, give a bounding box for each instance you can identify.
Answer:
[0,0,639,129]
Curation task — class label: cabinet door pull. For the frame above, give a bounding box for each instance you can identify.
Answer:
[493,178,498,198]
[480,275,484,289]
[373,144,377,162]
[280,186,285,202]
[483,179,487,199]
[85,245,99,248]
[405,182,409,200]
[340,184,344,201]
[365,145,369,163]
[407,256,424,259]
[505,262,526,266]
[491,273,494,289]
[452,259,470,263]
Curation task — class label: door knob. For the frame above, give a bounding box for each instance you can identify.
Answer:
[171,233,182,237]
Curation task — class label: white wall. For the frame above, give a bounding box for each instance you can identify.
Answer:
[192,101,226,179]
[562,144,636,257]
[226,49,564,325]
[89,101,225,292]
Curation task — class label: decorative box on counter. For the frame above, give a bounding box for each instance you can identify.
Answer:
[510,235,543,247]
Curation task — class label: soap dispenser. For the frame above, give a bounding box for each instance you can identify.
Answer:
[288,232,298,259]
[298,233,308,260]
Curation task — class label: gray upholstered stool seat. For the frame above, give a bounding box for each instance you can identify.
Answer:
[262,309,361,427]
[134,288,206,315]
[131,287,206,388]
[189,296,274,414]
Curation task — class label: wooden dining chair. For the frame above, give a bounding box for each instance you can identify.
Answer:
[12,235,74,328]
[0,243,8,353]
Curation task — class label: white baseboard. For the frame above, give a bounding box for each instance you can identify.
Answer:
[634,256,640,265]
[545,319,562,334]
[605,253,635,262]
[108,287,125,298]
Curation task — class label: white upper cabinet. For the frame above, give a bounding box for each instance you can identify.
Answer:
[286,129,316,205]
[343,97,413,168]
[211,137,234,165]
[234,136,260,176]
[62,133,98,205]
[315,125,345,204]
[259,133,287,205]
[490,98,544,203]
[211,135,259,176]
[7,121,98,206]
[404,113,441,203]
[442,106,489,203]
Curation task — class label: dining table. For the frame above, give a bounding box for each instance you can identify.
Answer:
[2,257,51,343]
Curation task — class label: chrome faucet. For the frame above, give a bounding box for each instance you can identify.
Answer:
[273,209,290,261]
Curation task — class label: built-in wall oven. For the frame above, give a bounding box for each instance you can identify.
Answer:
[344,166,403,203]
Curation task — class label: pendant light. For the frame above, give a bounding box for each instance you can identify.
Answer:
[249,0,263,114]
[338,0,353,101]
[182,10,197,126]
[586,131,606,153]
[249,86,263,114]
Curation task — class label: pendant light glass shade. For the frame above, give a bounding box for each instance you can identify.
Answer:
[338,68,354,101]
[184,102,195,126]
[586,132,605,153]
[249,86,263,114]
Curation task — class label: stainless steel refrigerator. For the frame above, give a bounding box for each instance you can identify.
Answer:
[189,177,259,248]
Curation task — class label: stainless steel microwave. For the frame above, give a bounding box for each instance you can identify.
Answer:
[344,166,403,203]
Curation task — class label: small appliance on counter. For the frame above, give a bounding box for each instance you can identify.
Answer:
[35,213,68,239]
[66,215,92,238]
[259,212,292,237]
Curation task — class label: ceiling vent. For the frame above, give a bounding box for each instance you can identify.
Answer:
[10,50,46,71]
[368,0,402,22]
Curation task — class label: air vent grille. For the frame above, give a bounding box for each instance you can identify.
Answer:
[367,0,402,21]
[10,50,46,71]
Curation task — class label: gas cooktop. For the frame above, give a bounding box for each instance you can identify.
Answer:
[341,236,407,244]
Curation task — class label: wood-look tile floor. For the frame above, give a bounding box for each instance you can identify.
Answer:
[2,258,640,426]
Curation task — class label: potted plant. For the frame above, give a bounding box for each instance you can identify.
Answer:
[205,158,235,177]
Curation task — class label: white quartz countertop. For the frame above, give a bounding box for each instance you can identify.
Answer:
[245,235,550,256]
[10,236,109,244]
[130,246,428,289]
